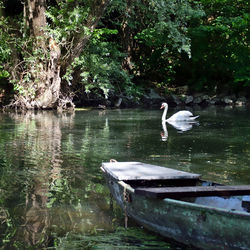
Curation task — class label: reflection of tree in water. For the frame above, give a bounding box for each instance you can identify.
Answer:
[1,111,75,247]
[0,111,115,248]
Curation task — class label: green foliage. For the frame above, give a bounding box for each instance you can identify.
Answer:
[0,66,9,79]
[136,0,203,56]
[64,28,134,99]
[0,16,11,80]
[121,0,203,85]
[46,2,136,100]
[0,10,46,98]
[186,0,250,92]
[0,0,249,106]
[46,2,90,43]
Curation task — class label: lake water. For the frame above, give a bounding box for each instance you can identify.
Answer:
[0,106,249,249]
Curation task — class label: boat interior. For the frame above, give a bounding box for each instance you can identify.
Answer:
[124,178,250,213]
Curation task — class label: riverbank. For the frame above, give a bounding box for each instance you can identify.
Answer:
[1,84,249,110]
[81,89,250,110]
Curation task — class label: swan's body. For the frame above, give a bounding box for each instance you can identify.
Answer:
[161,102,199,122]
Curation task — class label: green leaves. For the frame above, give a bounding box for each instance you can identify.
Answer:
[187,0,250,90]
[0,17,11,62]
[46,3,90,42]
[128,0,203,87]
[0,66,9,79]
[1,0,249,106]
[137,0,191,52]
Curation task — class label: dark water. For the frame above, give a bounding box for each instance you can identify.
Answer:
[0,106,249,249]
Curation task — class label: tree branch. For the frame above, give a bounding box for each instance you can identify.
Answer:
[69,0,110,62]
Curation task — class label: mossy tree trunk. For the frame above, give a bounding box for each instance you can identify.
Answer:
[9,0,109,110]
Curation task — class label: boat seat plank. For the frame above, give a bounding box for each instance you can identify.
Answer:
[135,185,250,199]
[101,162,200,181]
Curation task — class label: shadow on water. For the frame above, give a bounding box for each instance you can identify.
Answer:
[0,106,249,249]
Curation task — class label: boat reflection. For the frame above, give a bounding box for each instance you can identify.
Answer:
[161,120,199,141]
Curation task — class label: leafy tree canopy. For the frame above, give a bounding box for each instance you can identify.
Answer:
[0,0,249,109]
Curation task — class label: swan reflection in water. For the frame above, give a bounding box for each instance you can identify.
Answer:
[167,119,199,132]
[161,120,199,141]
[161,121,168,141]
[160,102,199,141]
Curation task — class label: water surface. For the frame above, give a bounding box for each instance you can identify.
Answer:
[0,106,249,249]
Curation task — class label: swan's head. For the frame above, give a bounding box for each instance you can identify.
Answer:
[160,102,168,109]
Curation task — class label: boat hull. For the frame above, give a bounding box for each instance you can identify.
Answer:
[106,177,250,250]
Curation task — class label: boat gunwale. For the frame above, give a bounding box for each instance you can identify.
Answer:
[162,196,250,218]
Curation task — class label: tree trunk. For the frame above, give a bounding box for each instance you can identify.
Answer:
[121,0,134,72]
[68,0,110,66]
[8,0,109,110]
[8,0,64,110]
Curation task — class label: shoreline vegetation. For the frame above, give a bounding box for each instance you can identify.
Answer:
[0,0,249,111]
[1,86,249,111]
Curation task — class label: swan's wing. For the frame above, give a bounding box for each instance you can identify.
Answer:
[177,110,194,116]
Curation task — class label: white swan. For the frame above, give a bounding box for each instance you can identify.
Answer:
[161,102,199,122]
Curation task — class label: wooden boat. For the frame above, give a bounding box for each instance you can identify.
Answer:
[101,162,250,250]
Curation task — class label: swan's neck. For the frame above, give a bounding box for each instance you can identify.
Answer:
[162,106,168,121]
